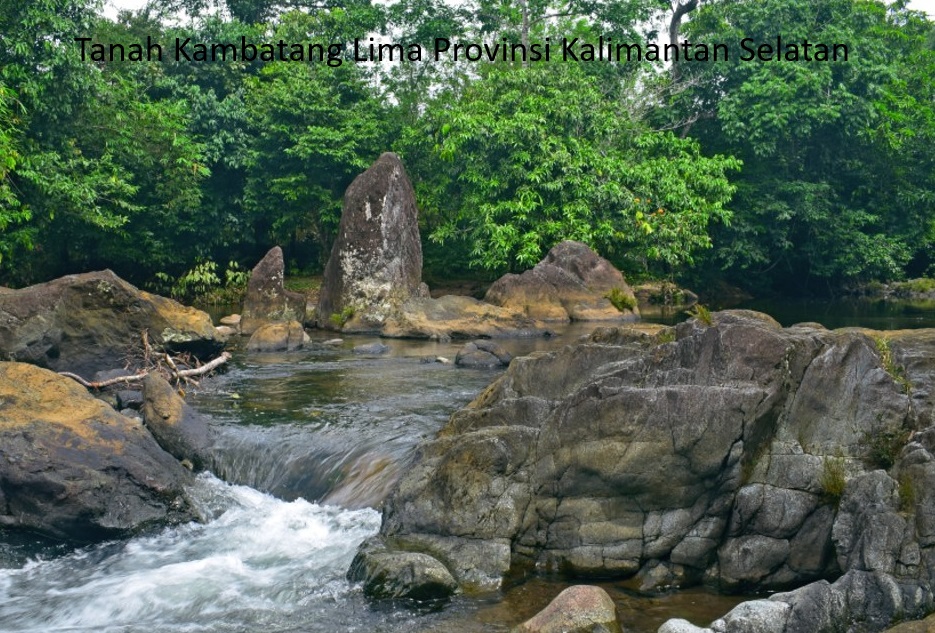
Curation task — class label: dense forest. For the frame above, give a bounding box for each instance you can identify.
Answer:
[1,0,933,297]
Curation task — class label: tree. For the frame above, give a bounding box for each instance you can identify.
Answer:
[404,63,739,273]
[671,0,935,291]
[241,9,388,269]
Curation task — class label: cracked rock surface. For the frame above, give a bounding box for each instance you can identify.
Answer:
[352,311,935,631]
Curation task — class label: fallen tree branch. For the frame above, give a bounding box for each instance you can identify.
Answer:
[59,352,232,389]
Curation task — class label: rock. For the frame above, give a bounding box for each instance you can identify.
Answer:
[352,342,389,355]
[658,620,710,633]
[347,537,457,601]
[215,325,237,339]
[455,340,512,368]
[485,241,638,323]
[707,599,791,633]
[219,314,241,326]
[0,362,195,543]
[512,585,620,633]
[382,295,550,340]
[246,321,308,352]
[0,270,222,377]
[354,310,935,630]
[241,247,307,335]
[116,389,144,410]
[140,374,213,470]
[884,613,935,632]
[318,153,424,331]
[633,281,698,308]
[322,338,344,346]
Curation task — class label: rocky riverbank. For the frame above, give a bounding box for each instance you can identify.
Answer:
[352,310,935,632]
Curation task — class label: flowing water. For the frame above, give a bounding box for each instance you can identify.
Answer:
[3,304,934,633]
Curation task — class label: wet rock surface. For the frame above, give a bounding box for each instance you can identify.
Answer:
[347,536,457,601]
[0,270,221,376]
[141,374,214,470]
[0,362,196,543]
[352,311,935,632]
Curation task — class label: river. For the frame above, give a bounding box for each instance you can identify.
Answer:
[2,300,934,632]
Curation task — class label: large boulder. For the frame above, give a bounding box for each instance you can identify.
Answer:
[240,246,307,335]
[0,270,222,377]
[0,362,196,543]
[141,373,214,470]
[245,320,309,352]
[485,241,638,322]
[354,313,935,632]
[318,153,425,331]
[381,295,549,340]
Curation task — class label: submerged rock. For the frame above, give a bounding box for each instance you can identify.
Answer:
[455,340,512,368]
[512,585,620,633]
[241,246,307,335]
[318,153,425,331]
[0,362,195,543]
[0,270,222,377]
[485,240,638,322]
[353,311,935,632]
[352,342,389,355]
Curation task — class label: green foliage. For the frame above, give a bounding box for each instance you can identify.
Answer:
[898,474,916,514]
[686,304,713,326]
[406,63,739,273]
[329,306,355,328]
[873,336,912,395]
[673,0,935,291]
[891,278,935,295]
[655,329,677,345]
[820,455,847,505]
[647,282,687,306]
[155,260,250,304]
[604,287,637,312]
[860,424,910,470]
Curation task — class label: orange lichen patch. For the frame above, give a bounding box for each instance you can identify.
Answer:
[0,362,135,451]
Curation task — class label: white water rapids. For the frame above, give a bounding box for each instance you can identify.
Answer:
[0,474,391,632]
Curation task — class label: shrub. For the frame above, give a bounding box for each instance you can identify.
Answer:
[861,425,910,469]
[605,287,637,312]
[686,303,713,326]
[820,455,847,505]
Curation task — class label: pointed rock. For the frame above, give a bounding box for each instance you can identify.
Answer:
[318,153,424,331]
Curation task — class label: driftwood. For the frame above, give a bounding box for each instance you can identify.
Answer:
[59,352,231,389]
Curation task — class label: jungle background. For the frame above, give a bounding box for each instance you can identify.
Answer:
[1,0,933,300]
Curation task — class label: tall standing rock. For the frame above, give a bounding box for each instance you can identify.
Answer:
[241,246,307,335]
[318,153,424,331]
